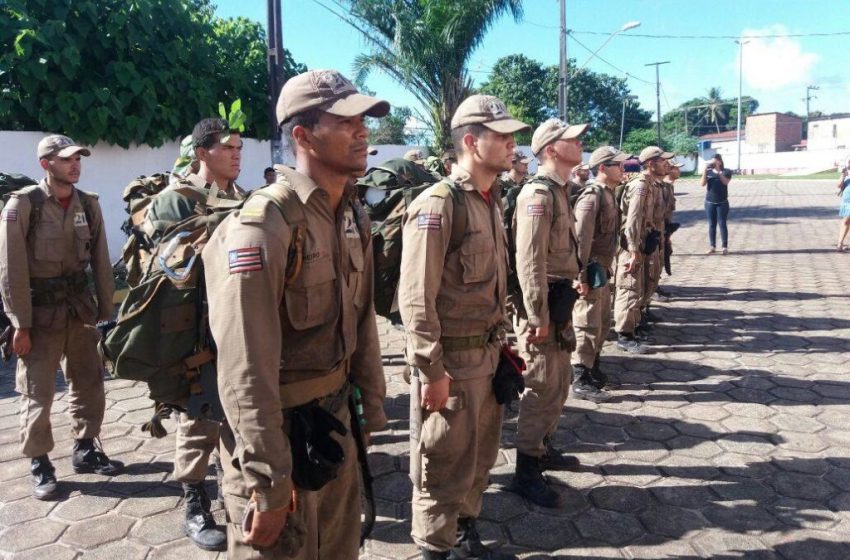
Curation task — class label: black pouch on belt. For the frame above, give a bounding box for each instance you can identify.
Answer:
[585,261,609,290]
[493,344,526,405]
[643,229,662,255]
[288,403,348,491]
[547,279,579,323]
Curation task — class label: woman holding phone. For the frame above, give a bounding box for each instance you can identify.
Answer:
[701,154,733,254]
[838,162,850,252]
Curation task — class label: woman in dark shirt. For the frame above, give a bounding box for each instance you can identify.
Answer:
[701,154,733,254]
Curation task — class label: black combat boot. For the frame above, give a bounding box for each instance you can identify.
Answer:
[617,332,647,354]
[420,548,450,560]
[511,452,561,508]
[539,434,579,471]
[72,439,124,476]
[571,364,610,403]
[183,482,227,551]
[449,516,517,560]
[590,354,608,389]
[31,455,58,501]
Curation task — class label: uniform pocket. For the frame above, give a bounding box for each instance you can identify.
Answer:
[347,238,365,306]
[285,262,337,330]
[74,225,92,262]
[34,223,65,263]
[459,235,495,284]
[418,389,466,488]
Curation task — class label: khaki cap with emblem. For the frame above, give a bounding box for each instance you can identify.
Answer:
[638,146,674,164]
[37,135,91,159]
[276,69,390,125]
[531,118,589,156]
[512,148,531,164]
[404,149,426,162]
[588,146,631,168]
[450,95,530,133]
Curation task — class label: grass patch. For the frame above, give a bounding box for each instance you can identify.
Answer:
[735,170,840,180]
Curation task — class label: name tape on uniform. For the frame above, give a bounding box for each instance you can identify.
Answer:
[74,211,88,227]
[526,203,545,217]
[417,213,442,230]
[2,208,17,222]
[228,247,263,274]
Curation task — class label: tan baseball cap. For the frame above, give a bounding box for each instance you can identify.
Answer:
[668,159,685,168]
[588,146,631,168]
[512,148,531,165]
[531,118,589,156]
[450,95,530,133]
[37,135,91,159]
[276,69,390,125]
[639,146,674,164]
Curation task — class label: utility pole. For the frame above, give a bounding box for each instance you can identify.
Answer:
[558,0,568,120]
[645,61,669,147]
[804,85,819,120]
[267,0,286,164]
[619,94,637,150]
[735,39,749,172]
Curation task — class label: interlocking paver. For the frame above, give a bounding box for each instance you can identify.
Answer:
[1,178,850,558]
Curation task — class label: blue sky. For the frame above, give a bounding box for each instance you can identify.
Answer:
[215,0,850,127]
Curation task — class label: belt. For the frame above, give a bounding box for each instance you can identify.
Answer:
[440,328,498,352]
[279,360,349,410]
[30,271,89,306]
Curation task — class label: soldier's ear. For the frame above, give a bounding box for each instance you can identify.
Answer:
[291,125,313,151]
[39,158,49,171]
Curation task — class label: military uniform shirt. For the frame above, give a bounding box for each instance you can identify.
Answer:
[621,174,651,254]
[0,180,113,329]
[398,166,508,384]
[202,166,386,511]
[513,168,580,328]
[574,181,619,281]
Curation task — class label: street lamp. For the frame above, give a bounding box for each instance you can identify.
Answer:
[620,94,638,150]
[735,39,750,172]
[575,21,641,72]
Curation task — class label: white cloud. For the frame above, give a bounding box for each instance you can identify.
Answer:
[738,25,819,91]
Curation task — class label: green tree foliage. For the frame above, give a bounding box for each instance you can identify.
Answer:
[479,54,548,145]
[340,0,523,151]
[662,90,759,138]
[621,128,699,155]
[0,0,305,146]
[369,106,414,145]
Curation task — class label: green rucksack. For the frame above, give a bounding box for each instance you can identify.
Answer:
[356,158,445,324]
[99,180,311,433]
[118,173,172,287]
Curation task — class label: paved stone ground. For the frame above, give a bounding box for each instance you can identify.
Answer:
[1,178,849,559]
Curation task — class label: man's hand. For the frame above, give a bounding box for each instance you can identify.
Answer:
[576,281,590,297]
[527,323,550,345]
[421,375,450,412]
[13,328,31,357]
[244,507,288,548]
[624,252,641,275]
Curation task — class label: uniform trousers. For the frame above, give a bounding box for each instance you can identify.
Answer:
[16,317,104,458]
[642,248,662,308]
[512,311,572,457]
[410,366,502,552]
[221,398,360,560]
[613,249,644,334]
[173,413,221,484]
[573,282,612,368]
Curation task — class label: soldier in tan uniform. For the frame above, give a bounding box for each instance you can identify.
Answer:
[399,94,527,560]
[147,119,249,551]
[571,146,631,399]
[639,153,673,338]
[508,118,588,509]
[571,163,590,188]
[0,135,121,500]
[203,70,388,560]
[656,159,682,300]
[613,146,671,354]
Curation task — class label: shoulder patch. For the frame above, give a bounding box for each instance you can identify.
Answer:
[417,212,442,230]
[229,247,263,274]
[2,208,18,222]
[526,203,546,217]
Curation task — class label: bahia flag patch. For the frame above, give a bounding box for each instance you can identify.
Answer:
[2,208,18,222]
[229,247,263,274]
[417,213,442,230]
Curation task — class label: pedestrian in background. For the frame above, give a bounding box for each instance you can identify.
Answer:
[837,163,850,252]
[701,154,732,254]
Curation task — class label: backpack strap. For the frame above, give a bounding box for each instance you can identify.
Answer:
[430,180,467,253]
[75,189,98,235]
[349,198,371,252]
[529,176,562,225]
[251,180,307,286]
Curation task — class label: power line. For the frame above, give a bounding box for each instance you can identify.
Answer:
[568,33,654,84]
[524,22,850,40]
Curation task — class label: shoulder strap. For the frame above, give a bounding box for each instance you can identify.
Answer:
[75,190,98,235]
[429,180,467,253]
[23,186,47,242]
[349,198,371,252]
[530,176,562,223]
[252,181,307,286]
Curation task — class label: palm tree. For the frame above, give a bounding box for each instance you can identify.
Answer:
[701,87,728,133]
[332,0,523,150]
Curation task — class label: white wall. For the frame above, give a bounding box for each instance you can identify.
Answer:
[697,146,849,174]
[0,131,274,258]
